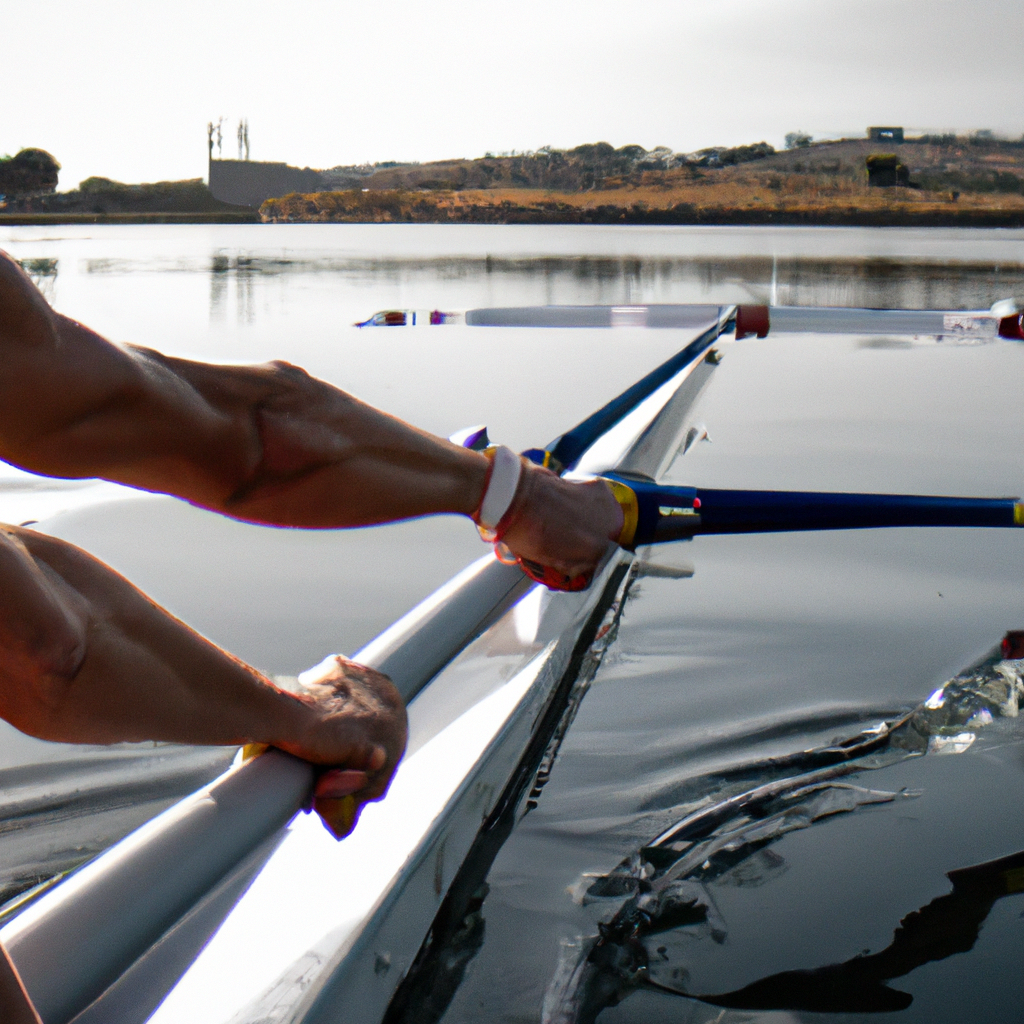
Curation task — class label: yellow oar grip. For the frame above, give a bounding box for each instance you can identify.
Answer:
[1016,502,1024,526]
[241,743,269,761]
[604,478,639,550]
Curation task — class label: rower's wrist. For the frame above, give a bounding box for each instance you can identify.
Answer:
[458,448,491,517]
[471,445,527,542]
[248,679,319,753]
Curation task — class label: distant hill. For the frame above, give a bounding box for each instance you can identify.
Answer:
[320,141,776,193]
[5,134,1024,225]
[259,135,1024,227]
[741,136,1024,194]
[317,136,1024,197]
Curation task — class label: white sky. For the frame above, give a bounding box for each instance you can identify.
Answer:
[5,0,1023,190]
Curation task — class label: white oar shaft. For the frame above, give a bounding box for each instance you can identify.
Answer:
[736,304,1021,339]
[358,303,1023,341]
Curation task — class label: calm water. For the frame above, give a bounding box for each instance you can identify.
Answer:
[1,224,1024,1022]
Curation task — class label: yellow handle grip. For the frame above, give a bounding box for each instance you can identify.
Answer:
[603,478,639,550]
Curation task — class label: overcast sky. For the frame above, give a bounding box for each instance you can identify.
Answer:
[5,0,1023,189]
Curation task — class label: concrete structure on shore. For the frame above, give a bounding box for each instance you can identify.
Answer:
[868,126,904,143]
[208,158,324,208]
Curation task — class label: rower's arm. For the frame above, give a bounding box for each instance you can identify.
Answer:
[0,251,621,577]
[0,252,488,525]
[0,524,406,826]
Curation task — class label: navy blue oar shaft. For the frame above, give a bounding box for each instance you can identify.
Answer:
[545,313,728,471]
[606,476,1024,546]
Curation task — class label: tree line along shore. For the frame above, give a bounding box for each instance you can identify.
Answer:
[4,135,1024,227]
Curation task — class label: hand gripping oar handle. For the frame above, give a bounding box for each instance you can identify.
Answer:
[491,475,643,593]
[457,309,731,591]
[600,474,1024,547]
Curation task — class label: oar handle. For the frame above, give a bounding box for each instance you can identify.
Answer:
[601,475,1024,547]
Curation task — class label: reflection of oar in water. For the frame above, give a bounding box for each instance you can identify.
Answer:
[544,632,1024,1024]
[699,847,1024,1014]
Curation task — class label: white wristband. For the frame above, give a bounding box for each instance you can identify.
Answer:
[476,445,523,538]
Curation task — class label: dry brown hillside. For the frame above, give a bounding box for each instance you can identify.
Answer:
[265,135,1024,225]
[324,136,1024,198]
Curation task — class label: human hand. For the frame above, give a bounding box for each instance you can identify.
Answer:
[498,463,625,586]
[277,655,408,838]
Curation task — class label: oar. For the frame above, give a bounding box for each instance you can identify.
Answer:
[600,474,1024,547]
[446,308,730,591]
[734,302,1024,341]
[448,307,729,479]
[356,301,1024,342]
[531,313,727,474]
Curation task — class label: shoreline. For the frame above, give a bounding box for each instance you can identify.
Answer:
[262,206,1024,229]
[3,205,1024,229]
[0,211,261,226]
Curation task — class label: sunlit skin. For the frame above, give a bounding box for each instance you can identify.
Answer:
[0,524,405,814]
[0,250,623,1018]
[0,252,621,570]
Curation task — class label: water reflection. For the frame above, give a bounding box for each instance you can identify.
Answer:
[701,847,1024,1014]
[193,253,1024,320]
[18,256,58,302]
[533,634,1024,1023]
[25,249,1024,323]
[2,226,1024,1019]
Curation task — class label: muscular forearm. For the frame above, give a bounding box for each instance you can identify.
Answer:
[0,248,488,528]
[0,524,407,836]
[1,249,621,577]
[0,523,406,841]
[221,378,490,528]
[0,525,313,749]
[30,606,311,749]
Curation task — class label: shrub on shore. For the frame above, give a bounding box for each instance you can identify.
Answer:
[0,149,60,198]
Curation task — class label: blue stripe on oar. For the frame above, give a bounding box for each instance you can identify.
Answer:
[548,319,726,471]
